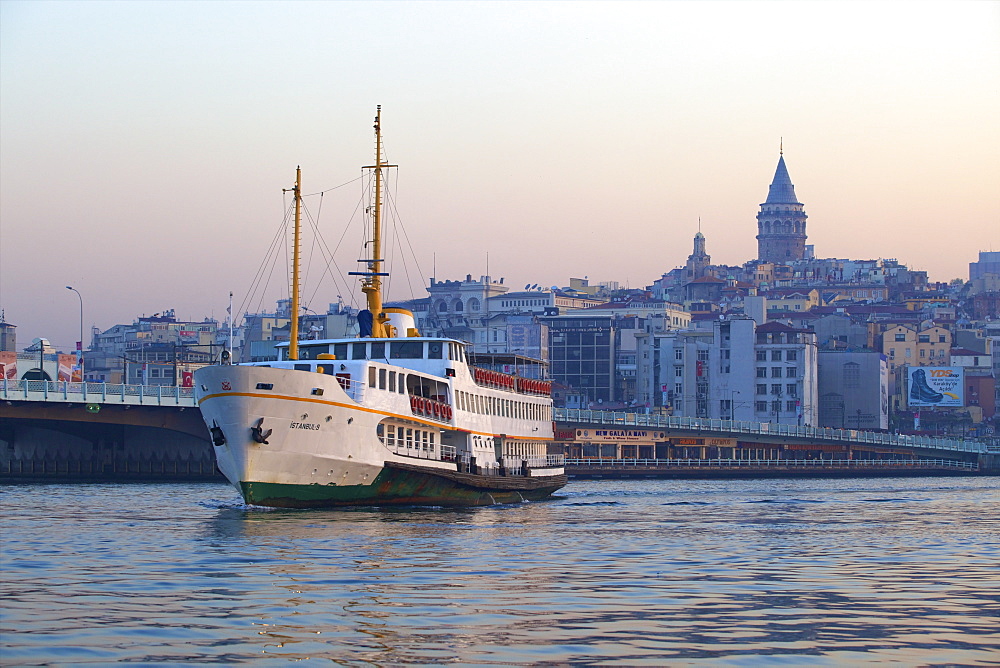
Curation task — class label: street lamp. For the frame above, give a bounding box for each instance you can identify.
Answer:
[727,389,741,420]
[66,286,84,380]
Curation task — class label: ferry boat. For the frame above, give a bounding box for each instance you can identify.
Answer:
[194,107,566,508]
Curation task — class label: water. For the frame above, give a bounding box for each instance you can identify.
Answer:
[2,477,998,666]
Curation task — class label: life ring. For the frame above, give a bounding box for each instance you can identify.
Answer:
[410,395,419,412]
[432,401,441,418]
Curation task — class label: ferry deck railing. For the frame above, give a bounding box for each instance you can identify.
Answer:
[555,408,991,455]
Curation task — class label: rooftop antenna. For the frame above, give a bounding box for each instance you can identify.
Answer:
[780,137,783,155]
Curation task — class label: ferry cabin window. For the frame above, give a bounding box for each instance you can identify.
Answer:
[428,342,443,359]
[398,373,406,393]
[371,341,386,359]
[391,341,423,359]
[379,368,387,390]
[294,364,311,372]
[334,343,348,360]
[352,344,367,360]
[368,367,377,388]
[389,370,396,391]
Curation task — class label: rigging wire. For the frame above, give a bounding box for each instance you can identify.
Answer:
[234,203,293,330]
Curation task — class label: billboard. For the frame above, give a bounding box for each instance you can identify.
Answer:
[57,354,76,382]
[0,351,16,380]
[908,366,964,407]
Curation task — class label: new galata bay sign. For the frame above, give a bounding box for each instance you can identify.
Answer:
[575,429,666,443]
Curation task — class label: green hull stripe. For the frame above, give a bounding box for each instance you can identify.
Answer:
[240,466,563,508]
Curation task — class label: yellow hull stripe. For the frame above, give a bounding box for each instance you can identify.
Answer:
[199,391,553,441]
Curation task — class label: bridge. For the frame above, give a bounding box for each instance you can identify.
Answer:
[1,380,213,479]
[1,381,997,479]
[554,408,1000,476]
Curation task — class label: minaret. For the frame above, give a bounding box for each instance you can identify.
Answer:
[756,143,808,263]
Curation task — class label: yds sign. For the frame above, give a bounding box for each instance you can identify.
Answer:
[908,366,964,407]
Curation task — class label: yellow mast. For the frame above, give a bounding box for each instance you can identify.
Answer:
[361,105,393,338]
[285,166,302,359]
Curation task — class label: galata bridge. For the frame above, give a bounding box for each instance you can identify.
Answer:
[2,380,997,481]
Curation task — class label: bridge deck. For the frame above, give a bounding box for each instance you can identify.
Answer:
[555,408,997,455]
[2,380,197,407]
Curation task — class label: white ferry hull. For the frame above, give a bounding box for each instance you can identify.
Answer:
[195,364,566,507]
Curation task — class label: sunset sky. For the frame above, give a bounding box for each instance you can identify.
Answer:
[1,1,997,351]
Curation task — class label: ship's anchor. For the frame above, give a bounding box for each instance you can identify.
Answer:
[210,420,227,447]
[250,418,272,444]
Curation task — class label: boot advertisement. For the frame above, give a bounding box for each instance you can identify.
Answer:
[908,367,964,407]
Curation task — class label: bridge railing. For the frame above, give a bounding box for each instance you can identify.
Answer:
[565,457,979,470]
[555,408,988,454]
[1,379,197,407]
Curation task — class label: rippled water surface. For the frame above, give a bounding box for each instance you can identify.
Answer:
[2,477,999,665]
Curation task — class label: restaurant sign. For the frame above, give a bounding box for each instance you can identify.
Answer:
[575,429,667,443]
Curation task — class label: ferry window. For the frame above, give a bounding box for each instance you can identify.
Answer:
[428,342,443,359]
[379,368,387,389]
[398,374,406,393]
[256,383,274,390]
[368,366,377,388]
[385,424,395,446]
[311,388,324,396]
[390,341,422,359]
[294,364,311,372]
[406,428,414,450]
[352,344,367,360]
[371,342,386,359]
[389,370,396,390]
[334,343,348,360]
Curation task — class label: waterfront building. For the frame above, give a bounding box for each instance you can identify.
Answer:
[811,313,871,350]
[817,350,889,430]
[86,311,220,382]
[756,151,809,263]
[752,322,819,425]
[969,251,1000,282]
[762,288,821,312]
[635,317,819,426]
[880,325,952,372]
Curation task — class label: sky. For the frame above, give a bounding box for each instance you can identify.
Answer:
[1,1,998,352]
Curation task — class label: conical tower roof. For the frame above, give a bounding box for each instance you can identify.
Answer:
[763,155,801,205]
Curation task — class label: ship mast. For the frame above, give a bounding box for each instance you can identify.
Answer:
[284,167,302,359]
[358,105,394,338]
